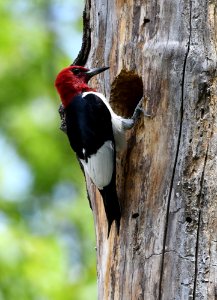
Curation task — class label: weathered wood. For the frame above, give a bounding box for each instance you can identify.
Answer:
[81,0,217,299]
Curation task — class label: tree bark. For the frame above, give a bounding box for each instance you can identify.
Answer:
[80,0,217,299]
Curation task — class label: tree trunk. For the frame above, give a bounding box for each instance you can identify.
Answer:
[79,0,217,299]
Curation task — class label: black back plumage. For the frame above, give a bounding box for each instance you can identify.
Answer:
[65,93,112,160]
[65,93,121,236]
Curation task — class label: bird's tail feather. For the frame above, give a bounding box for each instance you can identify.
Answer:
[99,180,121,237]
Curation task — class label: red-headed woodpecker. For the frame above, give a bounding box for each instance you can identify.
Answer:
[55,65,143,236]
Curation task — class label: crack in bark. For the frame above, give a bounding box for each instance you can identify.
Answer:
[165,249,195,260]
[144,249,195,265]
[158,1,192,299]
[170,206,183,215]
[145,252,163,260]
[72,0,91,66]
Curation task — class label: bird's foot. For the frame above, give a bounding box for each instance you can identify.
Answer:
[122,98,151,130]
[132,97,151,121]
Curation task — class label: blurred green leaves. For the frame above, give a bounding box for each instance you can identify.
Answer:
[0,0,97,299]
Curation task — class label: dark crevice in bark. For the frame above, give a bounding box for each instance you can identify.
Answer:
[158,1,192,299]
[132,212,139,218]
[72,0,91,66]
[59,0,91,133]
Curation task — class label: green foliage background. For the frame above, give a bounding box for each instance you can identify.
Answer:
[0,0,97,299]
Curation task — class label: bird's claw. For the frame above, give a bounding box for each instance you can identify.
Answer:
[132,98,151,122]
[122,98,151,130]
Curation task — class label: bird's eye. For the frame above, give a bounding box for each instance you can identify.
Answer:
[71,69,80,75]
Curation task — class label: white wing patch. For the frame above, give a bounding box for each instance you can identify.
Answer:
[80,141,114,189]
[82,92,127,151]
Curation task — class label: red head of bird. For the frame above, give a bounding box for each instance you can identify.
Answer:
[55,65,109,108]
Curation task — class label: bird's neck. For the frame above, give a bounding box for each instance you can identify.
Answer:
[59,82,94,108]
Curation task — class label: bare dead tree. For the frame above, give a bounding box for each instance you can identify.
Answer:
[70,0,217,299]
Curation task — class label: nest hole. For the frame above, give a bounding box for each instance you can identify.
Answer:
[110,69,143,117]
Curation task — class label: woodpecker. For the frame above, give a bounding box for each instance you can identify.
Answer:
[55,65,144,236]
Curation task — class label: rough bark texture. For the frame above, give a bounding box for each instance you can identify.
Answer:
[80,0,217,299]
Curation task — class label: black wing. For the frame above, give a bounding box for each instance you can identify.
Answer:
[65,93,114,160]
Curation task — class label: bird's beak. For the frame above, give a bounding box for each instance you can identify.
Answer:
[85,67,109,79]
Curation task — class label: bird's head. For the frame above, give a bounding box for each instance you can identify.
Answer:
[55,65,109,107]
